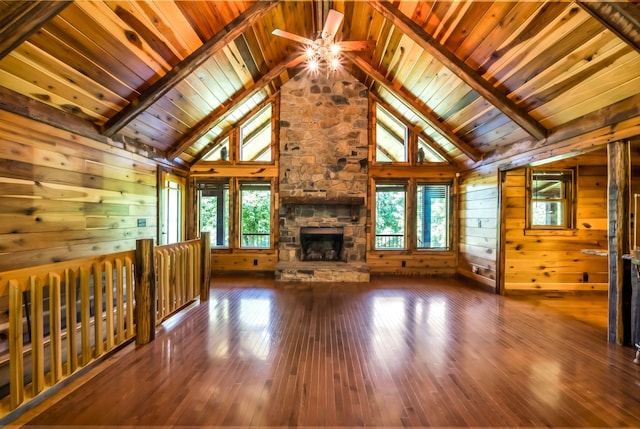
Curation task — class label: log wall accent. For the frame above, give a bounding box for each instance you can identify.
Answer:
[0,110,158,271]
[457,168,499,289]
[502,157,609,292]
[607,140,631,344]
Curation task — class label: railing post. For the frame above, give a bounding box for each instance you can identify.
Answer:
[135,238,156,345]
[200,232,211,302]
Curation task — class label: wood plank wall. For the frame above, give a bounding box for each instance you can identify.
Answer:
[502,158,609,292]
[0,110,158,271]
[457,168,499,290]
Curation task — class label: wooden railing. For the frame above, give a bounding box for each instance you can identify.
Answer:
[0,233,211,419]
[155,239,202,323]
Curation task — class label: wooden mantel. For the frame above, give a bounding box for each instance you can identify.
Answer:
[280,196,365,206]
[280,196,365,221]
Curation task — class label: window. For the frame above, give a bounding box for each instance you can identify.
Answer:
[202,136,230,161]
[198,182,229,247]
[417,137,447,163]
[528,169,574,229]
[375,184,406,249]
[240,104,272,162]
[159,172,184,245]
[240,182,271,248]
[376,104,408,163]
[416,184,450,249]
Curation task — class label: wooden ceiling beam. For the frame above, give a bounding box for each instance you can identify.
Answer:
[367,0,548,141]
[577,1,640,55]
[0,0,72,61]
[347,52,481,162]
[102,0,282,138]
[477,92,640,171]
[167,53,306,162]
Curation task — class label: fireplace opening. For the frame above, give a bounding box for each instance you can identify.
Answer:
[299,227,345,262]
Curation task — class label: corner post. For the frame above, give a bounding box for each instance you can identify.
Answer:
[200,232,211,302]
[607,140,630,344]
[135,238,156,345]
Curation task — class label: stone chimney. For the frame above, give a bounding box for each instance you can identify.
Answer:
[276,70,370,282]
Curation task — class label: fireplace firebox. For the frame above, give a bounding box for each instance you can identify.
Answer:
[299,227,345,262]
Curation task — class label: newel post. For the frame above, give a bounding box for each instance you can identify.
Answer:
[200,232,211,301]
[135,238,156,345]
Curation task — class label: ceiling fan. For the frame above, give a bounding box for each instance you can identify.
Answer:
[272,9,375,72]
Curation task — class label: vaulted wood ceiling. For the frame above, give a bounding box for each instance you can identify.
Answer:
[1,0,639,170]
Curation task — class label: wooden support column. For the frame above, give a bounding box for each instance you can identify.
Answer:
[200,232,211,302]
[607,140,631,344]
[135,238,156,345]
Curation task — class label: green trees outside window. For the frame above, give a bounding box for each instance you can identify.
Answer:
[375,184,406,249]
[240,183,271,248]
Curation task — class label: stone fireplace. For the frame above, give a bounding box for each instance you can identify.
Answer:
[276,70,370,282]
[300,227,345,262]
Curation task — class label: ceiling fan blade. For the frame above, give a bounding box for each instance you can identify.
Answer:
[338,40,377,52]
[321,9,343,39]
[272,29,314,45]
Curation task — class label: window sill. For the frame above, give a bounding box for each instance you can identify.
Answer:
[524,229,578,237]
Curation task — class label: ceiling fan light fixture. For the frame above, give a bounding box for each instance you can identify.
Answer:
[305,46,316,58]
[329,56,341,71]
[308,58,320,72]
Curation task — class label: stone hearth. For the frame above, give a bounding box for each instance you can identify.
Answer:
[276,70,369,282]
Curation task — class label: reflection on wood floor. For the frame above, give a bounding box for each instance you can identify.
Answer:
[11,276,640,428]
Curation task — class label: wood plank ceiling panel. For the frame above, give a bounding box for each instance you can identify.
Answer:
[111,1,267,152]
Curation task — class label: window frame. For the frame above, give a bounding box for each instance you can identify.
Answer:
[374,104,409,165]
[199,100,276,165]
[239,103,273,163]
[197,180,231,248]
[373,182,408,250]
[415,182,451,250]
[526,168,576,230]
[238,180,273,249]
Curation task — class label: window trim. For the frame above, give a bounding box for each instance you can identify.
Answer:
[373,181,408,250]
[238,180,274,250]
[526,168,576,231]
[374,104,409,165]
[197,180,231,248]
[415,182,451,250]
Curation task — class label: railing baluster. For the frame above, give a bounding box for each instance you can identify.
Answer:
[115,258,125,344]
[125,257,135,339]
[9,280,24,410]
[65,268,78,374]
[104,261,114,351]
[92,263,104,358]
[48,273,63,384]
[30,276,44,395]
[80,267,92,366]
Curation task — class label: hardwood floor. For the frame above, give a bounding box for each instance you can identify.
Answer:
[8,276,640,428]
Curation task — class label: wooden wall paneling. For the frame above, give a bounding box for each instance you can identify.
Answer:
[211,253,278,272]
[501,158,609,293]
[457,168,499,288]
[0,111,159,271]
